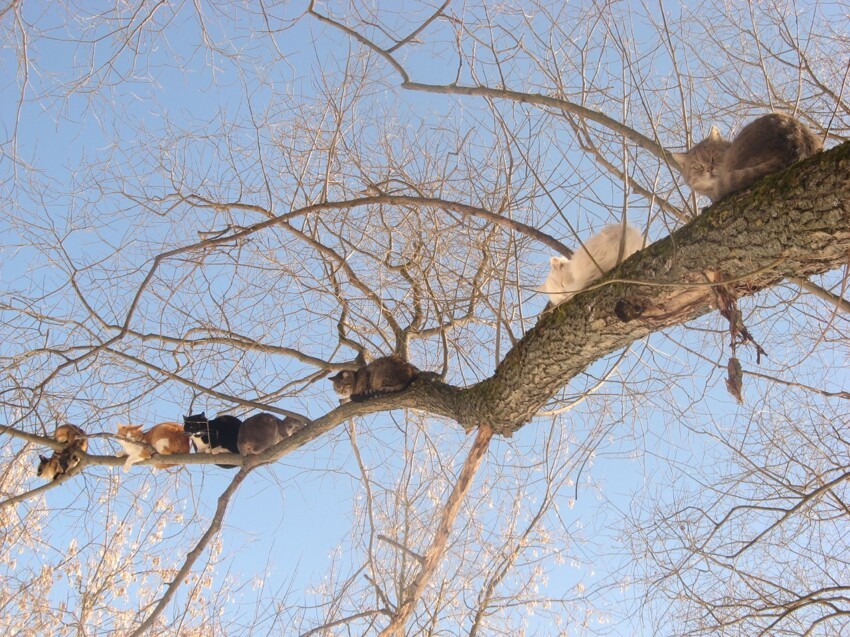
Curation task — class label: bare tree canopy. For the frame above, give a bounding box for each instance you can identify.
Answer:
[1,1,848,635]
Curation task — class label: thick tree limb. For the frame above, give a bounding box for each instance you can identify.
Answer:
[273,141,850,441]
[25,143,846,484]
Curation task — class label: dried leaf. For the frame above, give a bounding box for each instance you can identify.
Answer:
[725,357,744,404]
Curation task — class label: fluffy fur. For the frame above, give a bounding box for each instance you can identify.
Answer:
[183,412,242,469]
[538,223,644,306]
[329,355,419,403]
[236,413,304,456]
[672,113,822,201]
[36,424,88,481]
[115,422,191,472]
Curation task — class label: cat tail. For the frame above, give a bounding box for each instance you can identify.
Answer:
[350,390,377,402]
[351,388,397,402]
[352,382,416,402]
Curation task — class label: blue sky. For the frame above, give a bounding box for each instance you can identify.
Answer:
[2,2,848,635]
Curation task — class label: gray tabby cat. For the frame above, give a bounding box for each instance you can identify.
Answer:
[236,412,304,456]
[329,355,419,403]
[672,113,821,201]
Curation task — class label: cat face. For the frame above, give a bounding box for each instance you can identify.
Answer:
[673,127,730,198]
[536,256,571,289]
[537,256,574,306]
[37,454,59,480]
[183,413,212,452]
[37,451,78,481]
[330,370,356,401]
[116,424,145,441]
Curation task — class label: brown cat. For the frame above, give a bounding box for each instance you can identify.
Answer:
[329,355,419,403]
[37,424,88,481]
[115,422,191,472]
[37,444,82,481]
[236,413,304,456]
[672,113,822,201]
[54,424,88,452]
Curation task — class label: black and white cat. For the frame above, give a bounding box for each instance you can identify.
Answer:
[183,412,242,468]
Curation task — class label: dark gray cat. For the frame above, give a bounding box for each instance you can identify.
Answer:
[329,355,419,403]
[236,412,304,456]
[673,113,822,201]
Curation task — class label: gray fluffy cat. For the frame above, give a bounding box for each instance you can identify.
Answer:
[236,412,304,456]
[673,113,821,201]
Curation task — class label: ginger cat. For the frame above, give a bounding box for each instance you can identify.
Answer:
[115,422,190,472]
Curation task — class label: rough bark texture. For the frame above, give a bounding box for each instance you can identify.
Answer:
[279,141,850,445]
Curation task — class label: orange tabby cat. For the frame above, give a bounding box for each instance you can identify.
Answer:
[115,422,190,472]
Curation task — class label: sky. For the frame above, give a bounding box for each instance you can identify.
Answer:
[2,2,848,636]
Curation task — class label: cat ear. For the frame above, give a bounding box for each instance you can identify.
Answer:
[671,152,687,166]
[707,126,722,141]
[39,454,48,462]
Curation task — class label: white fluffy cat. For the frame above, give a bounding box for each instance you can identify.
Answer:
[538,223,644,306]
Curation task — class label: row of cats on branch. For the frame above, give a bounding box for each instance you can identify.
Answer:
[538,113,822,306]
[36,355,424,480]
[36,412,305,480]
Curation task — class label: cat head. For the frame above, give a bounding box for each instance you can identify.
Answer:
[116,424,144,441]
[329,370,356,400]
[535,256,572,293]
[281,418,305,438]
[672,126,731,197]
[182,414,212,452]
[37,454,62,481]
[182,413,209,434]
